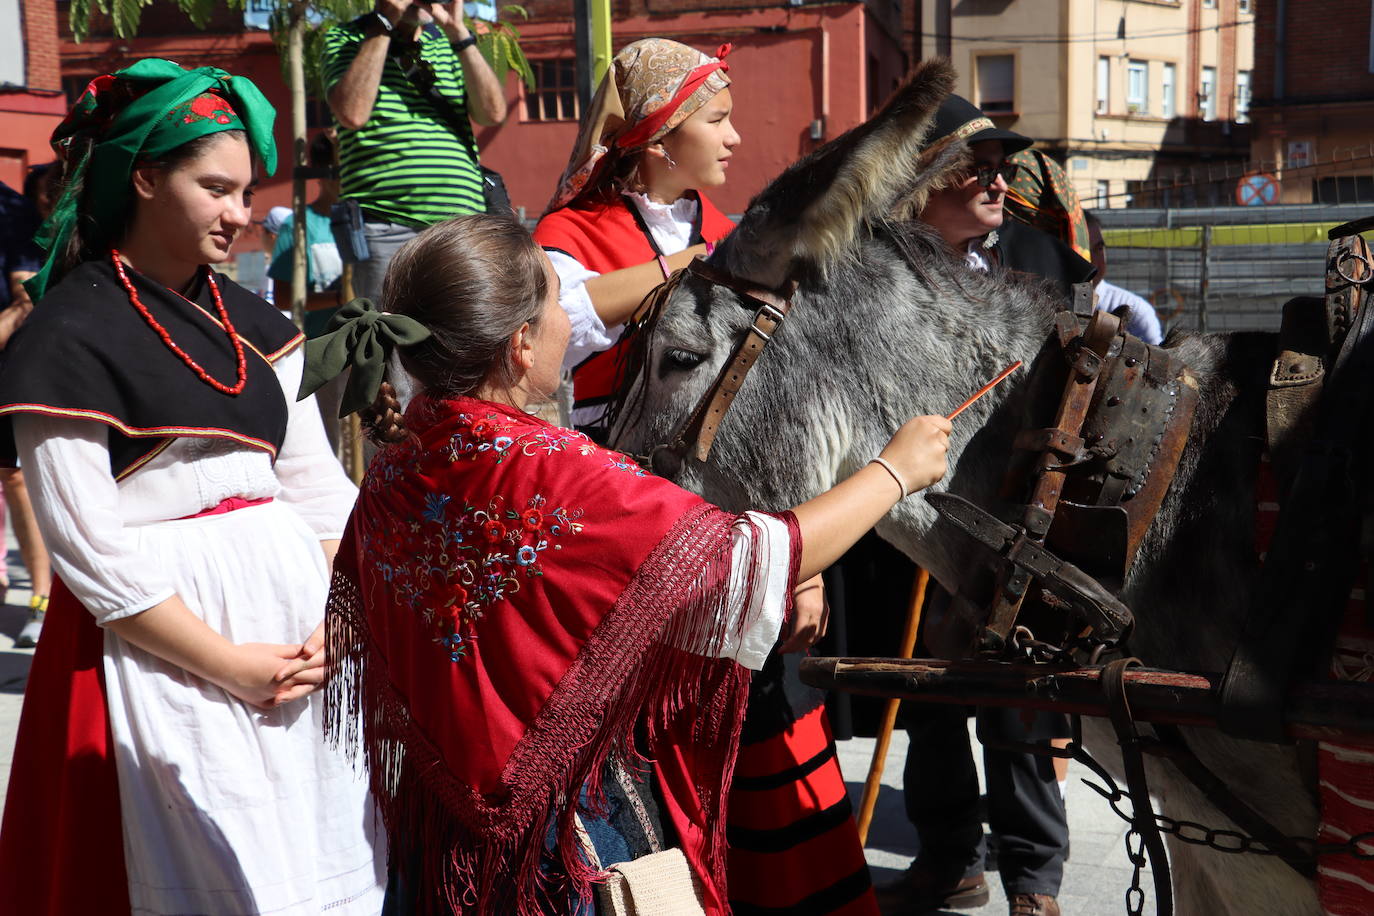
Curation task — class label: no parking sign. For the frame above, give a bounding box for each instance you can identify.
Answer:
[1236,172,1280,206]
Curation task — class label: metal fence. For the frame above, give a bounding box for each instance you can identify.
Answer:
[1095,203,1373,335]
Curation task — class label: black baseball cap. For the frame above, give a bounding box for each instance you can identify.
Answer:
[926,94,1033,155]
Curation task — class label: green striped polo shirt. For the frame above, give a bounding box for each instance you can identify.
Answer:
[322,20,486,225]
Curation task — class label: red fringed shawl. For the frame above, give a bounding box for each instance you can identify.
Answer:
[325,396,799,914]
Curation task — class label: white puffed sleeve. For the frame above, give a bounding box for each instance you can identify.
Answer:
[14,415,176,624]
[270,347,358,539]
[714,511,794,670]
[546,249,615,369]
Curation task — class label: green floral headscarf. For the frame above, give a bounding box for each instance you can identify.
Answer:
[1004,149,1091,263]
[26,58,278,299]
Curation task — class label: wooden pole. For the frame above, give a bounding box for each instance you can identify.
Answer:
[287,0,308,331]
[336,263,366,485]
[855,567,929,845]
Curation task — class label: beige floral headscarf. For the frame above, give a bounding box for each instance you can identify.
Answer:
[545,38,731,213]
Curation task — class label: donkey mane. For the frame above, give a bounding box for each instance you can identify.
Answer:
[724,57,967,288]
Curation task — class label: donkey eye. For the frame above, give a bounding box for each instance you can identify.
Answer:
[663,347,705,370]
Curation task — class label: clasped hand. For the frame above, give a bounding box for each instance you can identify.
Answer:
[228,622,327,710]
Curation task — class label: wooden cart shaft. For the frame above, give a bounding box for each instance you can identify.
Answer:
[800,657,1374,745]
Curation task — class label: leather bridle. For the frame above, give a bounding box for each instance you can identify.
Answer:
[642,256,799,472]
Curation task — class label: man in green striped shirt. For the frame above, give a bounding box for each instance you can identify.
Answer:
[323,0,507,300]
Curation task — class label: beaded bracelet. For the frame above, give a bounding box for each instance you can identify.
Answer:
[869,457,910,500]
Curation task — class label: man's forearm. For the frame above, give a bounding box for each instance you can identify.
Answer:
[328,34,393,130]
[441,22,507,125]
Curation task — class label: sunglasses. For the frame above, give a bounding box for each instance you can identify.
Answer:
[962,162,1019,188]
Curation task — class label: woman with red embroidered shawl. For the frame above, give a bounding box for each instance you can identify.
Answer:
[306,212,951,913]
[535,38,738,436]
[537,37,882,915]
[0,61,385,914]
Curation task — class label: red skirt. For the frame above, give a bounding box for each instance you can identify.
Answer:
[727,704,878,915]
[0,578,130,915]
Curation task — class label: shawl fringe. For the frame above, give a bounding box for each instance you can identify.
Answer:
[325,503,789,914]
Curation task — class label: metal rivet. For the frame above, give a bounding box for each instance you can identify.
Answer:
[1125,357,1138,368]
[1107,396,1121,407]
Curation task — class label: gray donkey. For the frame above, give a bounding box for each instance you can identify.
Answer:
[610,59,1323,915]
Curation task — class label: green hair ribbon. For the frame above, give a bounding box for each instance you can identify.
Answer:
[299,298,433,418]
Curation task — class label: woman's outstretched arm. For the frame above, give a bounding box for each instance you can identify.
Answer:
[790,414,951,582]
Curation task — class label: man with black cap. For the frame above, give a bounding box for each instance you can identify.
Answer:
[875,95,1091,916]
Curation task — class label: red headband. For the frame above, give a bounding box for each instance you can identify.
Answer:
[615,44,732,150]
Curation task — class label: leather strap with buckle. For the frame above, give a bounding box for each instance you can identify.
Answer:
[672,258,798,462]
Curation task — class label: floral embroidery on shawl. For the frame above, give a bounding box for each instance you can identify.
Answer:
[361,407,650,662]
[364,491,585,663]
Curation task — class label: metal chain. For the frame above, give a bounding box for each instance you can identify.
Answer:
[1123,827,1147,916]
[1082,761,1374,861]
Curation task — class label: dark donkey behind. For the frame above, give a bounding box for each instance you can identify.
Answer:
[610,59,1337,915]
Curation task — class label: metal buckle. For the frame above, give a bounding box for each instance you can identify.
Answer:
[1336,250,1371,286]
[751,301,786,341]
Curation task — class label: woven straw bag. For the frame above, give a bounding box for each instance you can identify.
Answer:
[595,847,707,915]
[573,764,707,916]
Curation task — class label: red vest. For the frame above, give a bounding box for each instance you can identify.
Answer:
[534,193,735,411]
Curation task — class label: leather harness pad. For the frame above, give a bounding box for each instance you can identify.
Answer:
[1024,313,1200,593]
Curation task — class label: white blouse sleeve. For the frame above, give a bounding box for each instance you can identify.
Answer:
[545,248,615,369]
[14,415,176,624]
[271,347,358,540]
[714,511,793,670]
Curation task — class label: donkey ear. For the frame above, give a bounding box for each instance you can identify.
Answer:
[723,56,957,288]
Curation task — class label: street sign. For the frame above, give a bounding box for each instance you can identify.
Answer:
[1236,172,1280,207]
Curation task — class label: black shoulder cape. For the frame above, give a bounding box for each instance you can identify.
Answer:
[0,258,303,478]
[993,218,1096,304]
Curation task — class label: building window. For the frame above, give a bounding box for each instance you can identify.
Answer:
[1162,63,1176,119]
[1097,56,1110,114]
[525,59,578,122]
[1126,61,1149,114]
[1200,66,1217,121]
[1236,70,1252,123]
[1096,180,1111,208]
[1238,0,1252,11]
[1203,0,1216,7]
[1316,176,1374,204]
[976,55,1015,114]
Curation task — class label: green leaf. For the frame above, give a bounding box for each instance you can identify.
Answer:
[181,0,217,29]
[68,0,94,43]
[110,0,148,39]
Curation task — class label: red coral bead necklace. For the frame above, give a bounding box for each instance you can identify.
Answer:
[111,249,247,396]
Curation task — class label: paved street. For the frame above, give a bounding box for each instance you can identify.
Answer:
[0,532,1155,914]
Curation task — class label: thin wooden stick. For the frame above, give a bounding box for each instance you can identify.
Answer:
[946,360,1023,420]
[856,566,930,845]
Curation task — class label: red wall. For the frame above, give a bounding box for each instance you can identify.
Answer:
[0,0,65,189]
[49,2,902,225]
[478,4,893,217]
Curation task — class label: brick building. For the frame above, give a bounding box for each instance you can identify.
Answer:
[913,0,1256,209]
[1248,0,1374,204]
[42,0,909,218]
[486,0,910,216]
[0,0,66,189]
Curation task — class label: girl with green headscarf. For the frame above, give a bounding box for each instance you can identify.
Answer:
[0,60,384,915]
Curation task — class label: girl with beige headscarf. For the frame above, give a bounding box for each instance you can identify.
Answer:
[534,38,739,435]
